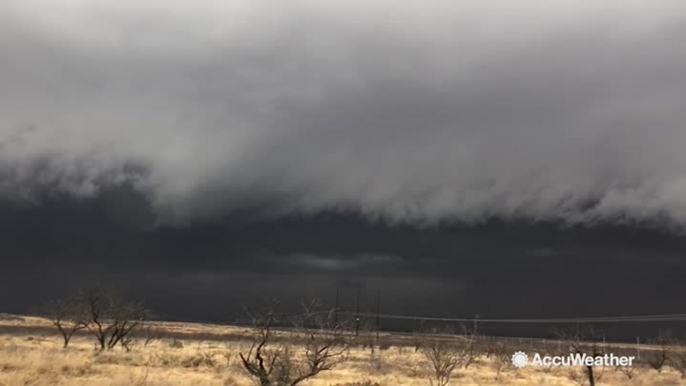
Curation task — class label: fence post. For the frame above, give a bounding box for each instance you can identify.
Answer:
[636,336,641,360]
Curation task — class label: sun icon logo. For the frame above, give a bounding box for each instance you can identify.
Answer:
[511,351,529,368]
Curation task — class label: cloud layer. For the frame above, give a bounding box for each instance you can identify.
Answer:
[2,0,686,226]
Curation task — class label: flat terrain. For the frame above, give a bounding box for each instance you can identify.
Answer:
[0,315,683,386]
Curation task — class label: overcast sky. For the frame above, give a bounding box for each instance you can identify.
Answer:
[1,1,686,336]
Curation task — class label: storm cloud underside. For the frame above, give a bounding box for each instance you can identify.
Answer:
[4,1,686,338]
[2,1,686,227]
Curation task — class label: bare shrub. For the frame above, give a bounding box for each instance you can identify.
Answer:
[556,327,605,386]
[41,297,88,348]
[645,330,674,373]
[118,322,161,352]
[616,356,638,380]
[181,351,218,368]
[367,350,385,374]
[668,345,686,378]
[239,299,351,386]
[169,338,184,349]
[417,325,477,386]
[487,342,512,380]
[143,324,161,347]
[587,343,637,380]
[462,322,481,369]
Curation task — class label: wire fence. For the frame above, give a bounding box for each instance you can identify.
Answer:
[149,309,686,352]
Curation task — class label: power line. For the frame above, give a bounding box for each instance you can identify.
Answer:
[341,312,686,324]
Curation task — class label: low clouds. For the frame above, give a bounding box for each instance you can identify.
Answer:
[2,1,686,227]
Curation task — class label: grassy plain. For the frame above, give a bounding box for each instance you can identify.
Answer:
[0,315,683,386]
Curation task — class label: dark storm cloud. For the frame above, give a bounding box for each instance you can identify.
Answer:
[2,1,686,226]
[4,1,686,339]
[2,187,686,323]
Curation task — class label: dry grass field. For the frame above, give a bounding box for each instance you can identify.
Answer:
[0,315,684,386]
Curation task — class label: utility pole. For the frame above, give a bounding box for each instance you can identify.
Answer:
[375,289,381,341]
[355,288,361,336]
[333,286,339,327]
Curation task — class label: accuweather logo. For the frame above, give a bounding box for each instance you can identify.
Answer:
[511,351,635,368]
[511,351,529,368]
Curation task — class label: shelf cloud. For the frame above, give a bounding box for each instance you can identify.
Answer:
[2,0,686,228]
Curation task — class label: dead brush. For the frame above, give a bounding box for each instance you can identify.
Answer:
[58,362,95,377]
[168,339,184,349]
[366,350,386,375]
[180,351,218,368]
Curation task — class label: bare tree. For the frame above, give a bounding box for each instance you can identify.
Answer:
[239,300,285,385]
[42,297,87,348]
[668,341,686,378]
[239,299,351,386]
[80,286,150,351]
[143,324,161,347]
[462,321,481,369]
[556,327,605,386]
[418,325,476,386]
[668,339,686,378]
[615,351,638,380]
[119,322,161,352]
[487,342,513,380]
[645,330,674,373]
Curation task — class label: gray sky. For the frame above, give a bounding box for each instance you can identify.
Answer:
[2,0,686,226]
[2,1,686,336]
